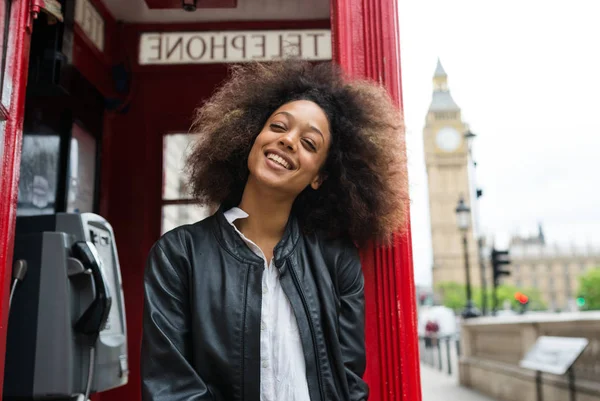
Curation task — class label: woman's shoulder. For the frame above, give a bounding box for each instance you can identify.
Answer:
[305,231,360,269]
[304,232,363,295]
[153,213,217,256]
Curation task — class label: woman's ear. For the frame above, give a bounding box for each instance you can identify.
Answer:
[310,173,327,190]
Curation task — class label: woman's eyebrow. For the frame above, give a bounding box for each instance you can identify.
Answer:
[273,111,292,120]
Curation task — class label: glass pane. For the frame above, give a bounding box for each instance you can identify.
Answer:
[17,134,61,215]
[163,133,199,200]
[0,0,10,106]
[161,204,213,234]
[67,123,97,213]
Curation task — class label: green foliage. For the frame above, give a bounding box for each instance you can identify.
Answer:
[435,282,466,311]
[435,281,546,313]
[577,268,600,311]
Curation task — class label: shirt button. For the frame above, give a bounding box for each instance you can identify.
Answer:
[261,322,266,330]
[262,286,268,294]
[262,360,268,368]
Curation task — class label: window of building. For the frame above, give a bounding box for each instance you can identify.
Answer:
[434,112,458,120]
[161,133,212,234]
[564,264,572,299]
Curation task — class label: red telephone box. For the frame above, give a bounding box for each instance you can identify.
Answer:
[0,1,420,400]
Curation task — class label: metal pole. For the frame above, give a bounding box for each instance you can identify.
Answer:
[478,237,487,315]
[569,367,576,401]
[437,339,442,371]
[465,132,486,315]
[492,277,498,315]
[446,337,452,375]
[464,234,473,304]
[536,371,543,401]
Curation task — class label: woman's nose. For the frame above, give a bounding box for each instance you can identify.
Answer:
[279,131,298,151]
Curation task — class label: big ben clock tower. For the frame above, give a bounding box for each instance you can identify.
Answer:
[423,59,479,290]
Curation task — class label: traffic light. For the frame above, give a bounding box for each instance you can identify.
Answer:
[491,248,511,285]
[491,247,511,314]
[576,297,586,308]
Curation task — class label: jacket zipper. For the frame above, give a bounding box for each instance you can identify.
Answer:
[287,260,326,401]
[240,266,250,399]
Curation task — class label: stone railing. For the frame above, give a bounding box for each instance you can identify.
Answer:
[459,312,600,401]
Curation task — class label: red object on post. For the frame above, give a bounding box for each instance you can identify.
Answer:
[331,1,422,401]
[515,292,529,304]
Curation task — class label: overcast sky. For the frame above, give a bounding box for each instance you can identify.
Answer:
[399,0,600,286]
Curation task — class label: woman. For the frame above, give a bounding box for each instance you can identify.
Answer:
[141,60,408,401]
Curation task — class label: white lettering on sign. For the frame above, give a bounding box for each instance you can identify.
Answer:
[75,0,105,52]
[139,30,332,65]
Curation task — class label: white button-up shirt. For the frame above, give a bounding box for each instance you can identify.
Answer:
[224,208,311,401]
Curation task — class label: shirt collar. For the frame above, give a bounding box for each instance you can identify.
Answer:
[212,206,300,268]
[224,207,249,225]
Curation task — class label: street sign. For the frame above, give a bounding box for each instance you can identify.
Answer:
[519,336,588,375]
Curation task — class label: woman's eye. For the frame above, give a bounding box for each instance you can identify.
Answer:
[302,139,317,151]
[270,124,285,131]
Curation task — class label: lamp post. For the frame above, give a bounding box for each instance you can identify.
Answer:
[456,196,480,319]
[464,129,488,316]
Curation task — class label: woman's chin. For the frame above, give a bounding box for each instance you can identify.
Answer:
[249,172,301,198]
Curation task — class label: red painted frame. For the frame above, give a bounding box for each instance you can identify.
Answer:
[0,0,420,400]
[0,0,32,397]
[331,1,422,400]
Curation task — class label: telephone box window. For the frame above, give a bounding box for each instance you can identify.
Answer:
[161,133,211,234]
[67,123,97,213]
[17,133,61,215]
[0,0,11,111]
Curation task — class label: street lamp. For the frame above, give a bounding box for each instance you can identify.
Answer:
[456,196,480,319]
[464,129,488,315]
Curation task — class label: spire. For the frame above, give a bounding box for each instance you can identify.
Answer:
[434,58,447,77]
[429,58,459,112]
[538,223,546,245]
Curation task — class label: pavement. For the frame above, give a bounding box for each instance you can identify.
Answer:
[420,363,497,401]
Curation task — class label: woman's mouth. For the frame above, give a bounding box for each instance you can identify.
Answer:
[266,152,293,170]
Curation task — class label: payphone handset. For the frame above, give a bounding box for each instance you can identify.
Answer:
[72,241,112,337]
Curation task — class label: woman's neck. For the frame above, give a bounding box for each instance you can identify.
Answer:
[235,178,294,260]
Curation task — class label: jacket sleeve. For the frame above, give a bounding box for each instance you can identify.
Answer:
[338,244,369,401]
[141,239,214,401]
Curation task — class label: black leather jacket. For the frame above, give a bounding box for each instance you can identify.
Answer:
[141,209,368,401]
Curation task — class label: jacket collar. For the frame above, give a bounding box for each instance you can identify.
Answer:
[212,206,300,267]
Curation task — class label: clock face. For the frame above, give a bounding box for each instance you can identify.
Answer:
[436,127,461,152]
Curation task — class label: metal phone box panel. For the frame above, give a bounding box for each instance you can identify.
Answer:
[4,213,128,399]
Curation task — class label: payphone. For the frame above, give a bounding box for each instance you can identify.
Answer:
[5,213,128,400]
[4,1,128,399]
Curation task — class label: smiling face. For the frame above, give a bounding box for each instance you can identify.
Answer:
[246,100,332,199]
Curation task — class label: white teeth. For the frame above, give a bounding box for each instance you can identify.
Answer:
[267,153,291,169]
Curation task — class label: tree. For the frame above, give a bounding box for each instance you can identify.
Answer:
[577,268,600,310]
[435,282,466,312]
[435,281,546,313]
